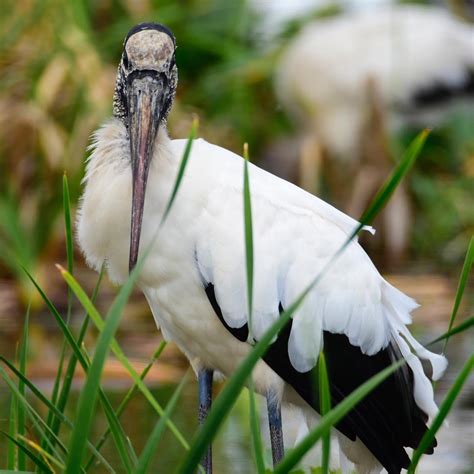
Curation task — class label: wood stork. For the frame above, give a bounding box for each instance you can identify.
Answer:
[274,4,474,261]
[77,23,448,473]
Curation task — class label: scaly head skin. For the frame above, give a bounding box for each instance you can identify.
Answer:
[112,23,178,272]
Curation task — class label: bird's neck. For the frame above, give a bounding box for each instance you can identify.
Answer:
[77,118,178,285]
[150,124,174,170]
[155,124,172,150]
[83,119,175,188]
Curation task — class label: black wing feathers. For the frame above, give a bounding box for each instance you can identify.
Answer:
[411,69,474,107]
[205,284,249,342]
[323,332,435,473]
[203,284,435,474]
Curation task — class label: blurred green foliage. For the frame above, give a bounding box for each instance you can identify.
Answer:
[399,108,474,266]
[0,0,472,307]
[0,0,289,305]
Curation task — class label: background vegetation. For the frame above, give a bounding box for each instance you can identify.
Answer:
[1,0,473,303]
[0,0,472,472]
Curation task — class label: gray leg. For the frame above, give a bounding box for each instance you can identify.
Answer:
[266,391,284,466]
[198,369,214,474]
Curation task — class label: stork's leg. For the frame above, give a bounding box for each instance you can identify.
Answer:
[266,391,284,466]
[198,369,214,474]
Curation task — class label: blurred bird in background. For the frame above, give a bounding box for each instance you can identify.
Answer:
[272,4,474,265]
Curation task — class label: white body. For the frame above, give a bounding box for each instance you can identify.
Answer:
[275,5,474,159]
[77,120,446,472]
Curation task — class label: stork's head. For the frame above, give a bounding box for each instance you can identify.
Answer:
[113,23,177,272]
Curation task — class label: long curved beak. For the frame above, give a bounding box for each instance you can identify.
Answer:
[128,72,167,272]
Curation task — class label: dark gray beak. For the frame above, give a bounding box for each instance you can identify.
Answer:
[128,72,167,272]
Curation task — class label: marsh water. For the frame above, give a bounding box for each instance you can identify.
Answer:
[0,274,472,473]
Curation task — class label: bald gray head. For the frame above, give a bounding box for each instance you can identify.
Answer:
[113,23,178,272]
[113,23,178,126]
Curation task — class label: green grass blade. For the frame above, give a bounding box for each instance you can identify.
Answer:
[442,236,473,352]
[24,268,134,471]
[79,346,138,472]
[1,433,54,473]
[17,435,65,470]
[24,410,65,465]
[46,174,75,443]
[243,143,254,323]
[64,261,141,473]
[135,373,189,474]
[408,352,474,473]
[84,341,167,471]
[162,117,198,222]
[59,269,189,451]
[1,358,70,424]
[48,266,104,448]
[7,390,17,469]
[274,361,404,474]
[427,316,473,346]
[248,380,265,473]
[354,129,429,236]
[44,346,65,452]
[17,309,29,471]
[318,352,331,474]
[0,366,67,461]
[23,266,80,364]
[94,382,136,472]
[0,358,114,472]
[243,144,265,473]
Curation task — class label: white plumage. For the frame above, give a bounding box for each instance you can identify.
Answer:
[77,23,449,473]
[275,4,474,160]
[274,5,473,262]
[77,119,446,472]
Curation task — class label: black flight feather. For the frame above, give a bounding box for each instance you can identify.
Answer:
[409,69,474,108]
[203,283,436,474]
